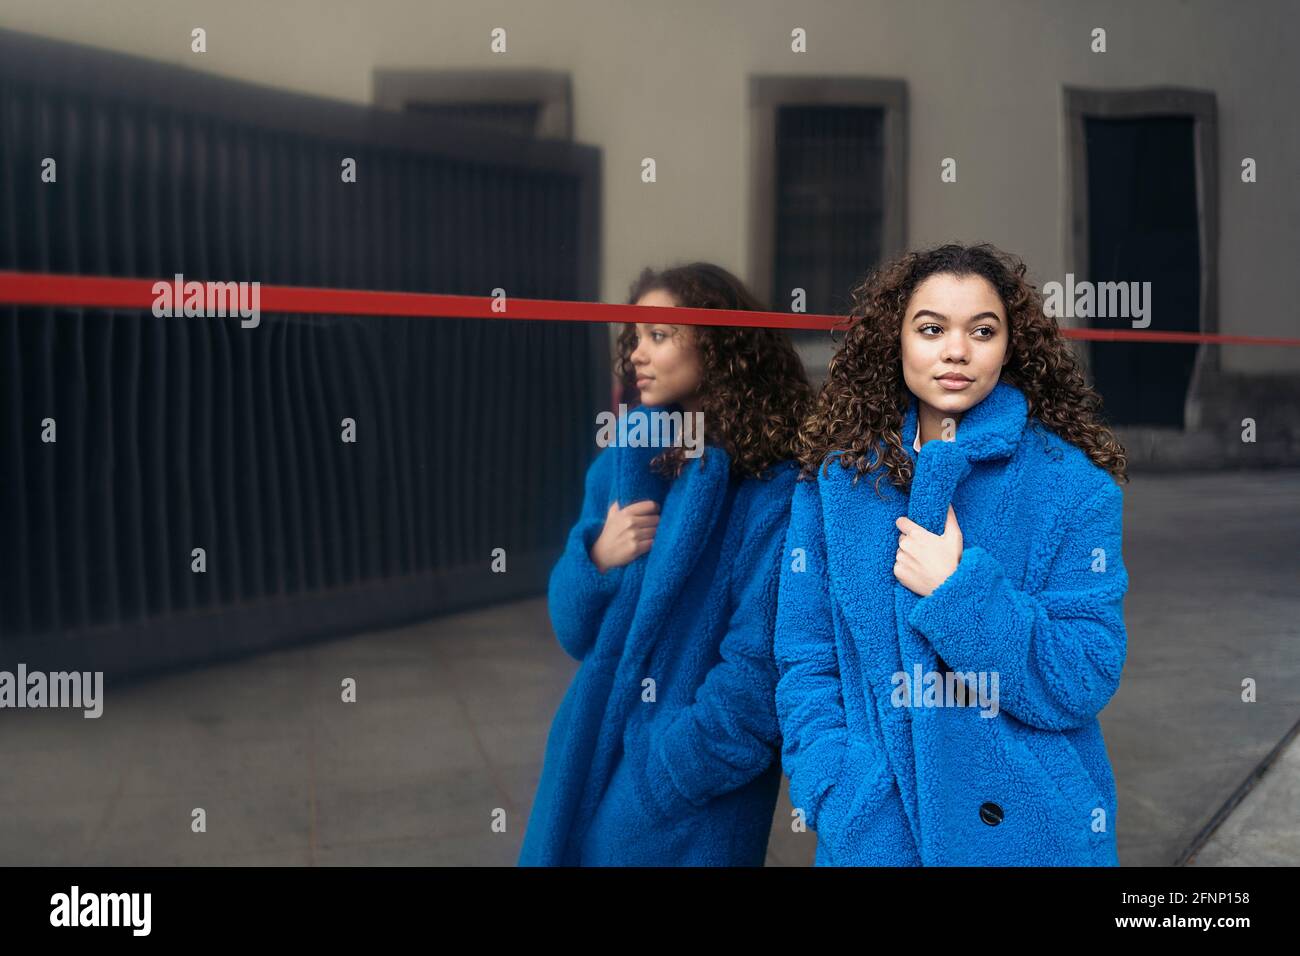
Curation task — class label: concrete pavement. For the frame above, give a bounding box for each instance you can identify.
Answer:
[1,469,1296,865]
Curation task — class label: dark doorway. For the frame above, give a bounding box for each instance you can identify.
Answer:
[1084,115,1200,427]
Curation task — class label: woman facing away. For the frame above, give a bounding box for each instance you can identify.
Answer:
[519,262,813,866]
[774,242,1130,866]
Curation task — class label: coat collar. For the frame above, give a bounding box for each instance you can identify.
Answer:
[898,380,1029,534]
[817,380,1029,526]
[900,379,1030,465]
[611,403,733,656]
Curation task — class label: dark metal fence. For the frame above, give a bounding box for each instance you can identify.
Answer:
[0,28,606,679]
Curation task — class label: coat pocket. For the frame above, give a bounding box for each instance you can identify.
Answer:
[815,738,918,865]
[910,708,1104,865]
[1009,720,1111,861]
[576,711,710,866]
[578,756,686,865]
[619,706,702,829]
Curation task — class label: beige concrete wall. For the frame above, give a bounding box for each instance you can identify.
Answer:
[2,0,1294,371]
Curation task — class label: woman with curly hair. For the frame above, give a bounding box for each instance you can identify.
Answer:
[774,242,1129,866]
[519,262,813,866]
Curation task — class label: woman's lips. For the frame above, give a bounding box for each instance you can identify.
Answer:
[937,376,973,390]
[636,377,654,387]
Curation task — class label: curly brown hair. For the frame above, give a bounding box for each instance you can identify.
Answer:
[616,262,813,481]
[795,242,1128,493]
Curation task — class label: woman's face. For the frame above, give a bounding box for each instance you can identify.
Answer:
[630,289,703,408]
[899,272,1010,419]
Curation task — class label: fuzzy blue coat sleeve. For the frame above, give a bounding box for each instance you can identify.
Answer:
[773,479,895,843]
[907,478,1128,730]
[547,447,626,662]
[628,476,791,821]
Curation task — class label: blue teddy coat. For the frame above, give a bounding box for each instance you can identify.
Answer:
[519,405,799,866]
[775,381,1128,866]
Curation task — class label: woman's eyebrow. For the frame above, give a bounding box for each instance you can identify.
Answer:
[911,309,1002,323]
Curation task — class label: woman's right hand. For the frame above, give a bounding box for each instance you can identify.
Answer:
[589,500,660,573]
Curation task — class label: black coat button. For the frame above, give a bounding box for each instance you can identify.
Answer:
[979,802,1004,826]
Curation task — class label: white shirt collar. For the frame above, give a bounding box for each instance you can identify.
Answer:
[913,431,921,452]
